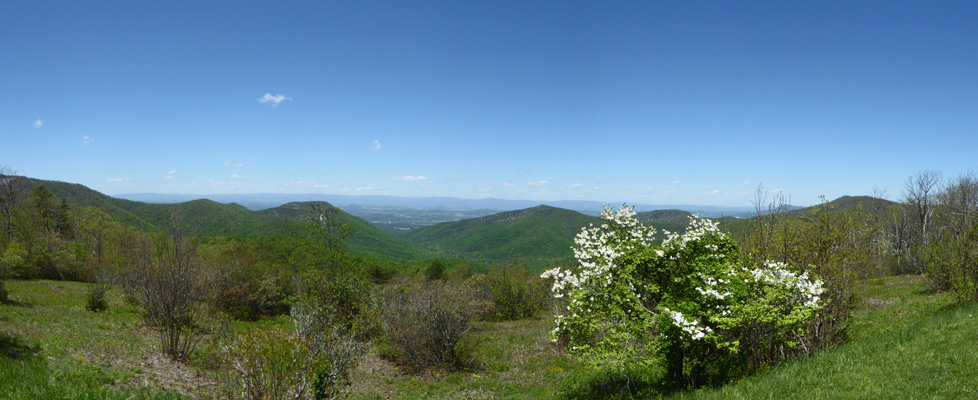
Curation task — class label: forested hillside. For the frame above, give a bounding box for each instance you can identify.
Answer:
[402,205,603,269]
[4,176,429,263]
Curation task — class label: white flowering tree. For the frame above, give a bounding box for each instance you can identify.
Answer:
[542,206,824,388]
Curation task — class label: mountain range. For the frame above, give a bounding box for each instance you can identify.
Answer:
[115,192,762,217]
[6,175,896,270]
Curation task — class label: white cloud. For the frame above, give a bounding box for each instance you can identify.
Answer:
[163,170,176,180]
[526,180,548,187]
[500,181,516,188]
[369,139,382,150]
[258,93,292,106]
[671,180,681,185]
[163,175,174,180]
[356,184,383,191]
[569,183,583,189]
[744,180,752,185]
[230,174,247,179]
[391,175,429,182]
[168,169,176,175]
[33,118,43,129]
[224,161,244,167]
[82,136,93,146]
[105,177,122,183]
[710,189,720,195]
[770,188,784,194]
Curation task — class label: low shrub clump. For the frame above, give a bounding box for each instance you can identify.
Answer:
[85,281,111,312]
[119,234,210,360]
[480,258,548,321]
[377,278,488,373]
[218,296,364,400]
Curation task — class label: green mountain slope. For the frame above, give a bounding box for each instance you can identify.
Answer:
[256,201,430,262]
[634,209,693,234]
[402,205,603,269]
[7,176,428,262]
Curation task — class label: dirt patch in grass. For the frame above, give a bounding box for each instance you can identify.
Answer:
[120,351,218,397]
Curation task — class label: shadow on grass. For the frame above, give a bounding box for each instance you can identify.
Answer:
[558,367,668,400]
[0,298,33,307]
[0,333,38,360]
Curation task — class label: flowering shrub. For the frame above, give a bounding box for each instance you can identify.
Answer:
[542,206,824,388]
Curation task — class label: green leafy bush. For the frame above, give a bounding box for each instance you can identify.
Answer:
[480,258,548,321]
[218,297,364,400]
[213,267,286,321]
[85,281,111,312]
[923,173,978,301]
[543,206,825,389]
[219,328,317,399]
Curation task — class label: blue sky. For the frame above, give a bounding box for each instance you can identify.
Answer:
[3,1,977,207]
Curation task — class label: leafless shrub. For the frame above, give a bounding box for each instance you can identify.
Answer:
[377,278,487,373]
[120,234,209,360]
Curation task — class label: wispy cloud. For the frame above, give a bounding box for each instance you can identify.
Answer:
[33,118,43,129]
[230,173,247,179]
[285,180,330,189]
[163,170,176,180]
[369,139,382,150]
[258,93,292,106]
[709,189,720,195]
[356,184,383,191]
[223,161,244,167]
[526,180,548,187]
[671,180,681,185]
[391,175,428,182]
[500,181,516,188]
[105,177,122,183]
[770,188,784,194]
[82,136,93,146]
[569,183,583,189]
[744,180,752,185]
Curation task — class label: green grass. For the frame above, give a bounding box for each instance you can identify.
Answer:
[0,280,211,398]
[675,301,978,399]
[345,317,588,399]
[849,274,957,340]
[1,275,973,399]
[0,355,183,400]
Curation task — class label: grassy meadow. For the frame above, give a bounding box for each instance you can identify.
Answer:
[1,274,975,399]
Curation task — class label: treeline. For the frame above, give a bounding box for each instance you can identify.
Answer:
[739,170,978,302]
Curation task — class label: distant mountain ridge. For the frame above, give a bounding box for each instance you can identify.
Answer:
[116,192,757,217]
